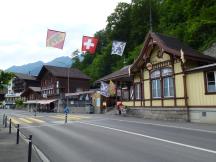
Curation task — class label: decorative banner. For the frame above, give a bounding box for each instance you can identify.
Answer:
[82,36,98,54]
[111,41,126,56]
[109,80,116,97]
[100,81,110,97]
[46,29,66,49]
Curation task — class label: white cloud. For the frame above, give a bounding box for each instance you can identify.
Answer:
[0,0,131,70]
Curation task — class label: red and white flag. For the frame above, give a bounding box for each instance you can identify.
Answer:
[46,29,66,49]
[82,36,98,54]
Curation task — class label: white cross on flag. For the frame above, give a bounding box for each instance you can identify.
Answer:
[111,41,126,56]
[82,36,98,54]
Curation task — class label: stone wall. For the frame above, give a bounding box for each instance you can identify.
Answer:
[126,107,188,122]
[70,106,94,114]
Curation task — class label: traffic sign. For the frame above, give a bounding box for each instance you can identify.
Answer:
[64,107,69,114]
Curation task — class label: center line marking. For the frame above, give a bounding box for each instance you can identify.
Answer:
[77,121,216,154]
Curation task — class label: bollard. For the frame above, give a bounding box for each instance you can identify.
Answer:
[28,135,32,162]
[3,114,5,125]
[5,116,7,128]
[16,124,20,144]
[9,119,12,134]
[65,113,67,124]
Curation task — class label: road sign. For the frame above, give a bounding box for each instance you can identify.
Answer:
[64,107,69,114]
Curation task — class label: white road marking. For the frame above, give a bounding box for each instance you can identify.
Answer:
[78,121,216,154]
[109,118,216,134]
[19,118,108,129]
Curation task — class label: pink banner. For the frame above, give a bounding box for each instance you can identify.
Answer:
[46,29,66,49]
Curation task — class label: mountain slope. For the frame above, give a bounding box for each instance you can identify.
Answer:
[6,56,73,76]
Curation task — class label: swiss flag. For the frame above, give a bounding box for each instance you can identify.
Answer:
[82,36,98,54]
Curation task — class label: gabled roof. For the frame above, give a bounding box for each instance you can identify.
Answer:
[95,65,132,83]
[14,73,37,81]
[131,32,216,72]
[28,86,41,92]
[37,65,91,80]
[21,86,41,97]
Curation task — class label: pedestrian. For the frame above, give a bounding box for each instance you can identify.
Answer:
[116,101,123,115]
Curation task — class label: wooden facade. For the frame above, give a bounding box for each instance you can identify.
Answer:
[38,65,91,99]
[13,73,40,93]
[114,32,216,123]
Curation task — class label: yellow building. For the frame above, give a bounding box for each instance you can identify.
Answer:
[120,32,216,124]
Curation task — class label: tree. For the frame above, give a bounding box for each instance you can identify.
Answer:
[0,71,14,90]
[71,0,216,82]
[15,99,24,109]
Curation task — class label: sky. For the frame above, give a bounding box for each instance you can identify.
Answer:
[0,0,131,70]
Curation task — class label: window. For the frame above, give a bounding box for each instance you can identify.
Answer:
[163,77,174,97]
[162,68,174,97]
[122,87,129,100]
[151,70,161,98]
[152,79,161,98]
[135,83,141,100]
[151,68,174,98]
[206,71,216,92]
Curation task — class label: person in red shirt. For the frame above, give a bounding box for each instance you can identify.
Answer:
[116,101,123,115]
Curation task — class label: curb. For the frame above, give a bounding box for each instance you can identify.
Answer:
[10,122,50,162]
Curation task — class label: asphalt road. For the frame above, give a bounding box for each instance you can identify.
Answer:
[1,109,216,162]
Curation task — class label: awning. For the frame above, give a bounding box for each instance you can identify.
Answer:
[37,99,57,105]
[65,90,96,97]
[24,99,57,105]
[24,100,39,104]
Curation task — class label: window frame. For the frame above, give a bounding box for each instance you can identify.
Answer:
[152,78,161,98]
[150,67,174,99]
[205,71,216,94]
[134,83,141,100]
[163,76,174,98]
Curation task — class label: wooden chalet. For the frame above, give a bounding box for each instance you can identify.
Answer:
[98,32,216,123]
[34,65,91,112]
[4,73,40,109]
[12,73,40,93]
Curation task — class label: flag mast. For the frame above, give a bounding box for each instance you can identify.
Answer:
[149,0,153,31]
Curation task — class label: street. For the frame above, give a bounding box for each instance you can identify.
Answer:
[1,109,216,162]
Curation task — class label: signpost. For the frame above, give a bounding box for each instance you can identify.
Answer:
[64,106,69,123]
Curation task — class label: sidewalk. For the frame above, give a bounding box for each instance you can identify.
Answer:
[0,122,41,162]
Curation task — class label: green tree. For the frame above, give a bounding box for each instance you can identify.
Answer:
[71,0,216,82]
[15,99,24,109]
[0,71,14,90]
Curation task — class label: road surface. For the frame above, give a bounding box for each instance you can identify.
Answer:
[1,109,216,162]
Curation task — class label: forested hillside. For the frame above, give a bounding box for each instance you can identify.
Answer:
[72,0,216,82]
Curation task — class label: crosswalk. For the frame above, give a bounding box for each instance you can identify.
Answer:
[9,114,90,126]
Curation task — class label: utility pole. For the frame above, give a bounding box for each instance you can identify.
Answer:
[67,67,69,110]
[149,0,153,32]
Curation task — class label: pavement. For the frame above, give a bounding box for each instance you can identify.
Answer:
[0,115,41,162]
[1,109,216,162]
